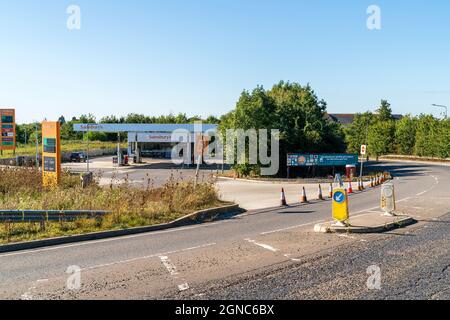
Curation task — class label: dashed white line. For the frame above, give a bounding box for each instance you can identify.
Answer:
[260,220,325,235]
[0,221,226,259]
[160,256,179,276]
[245,239,279,252]
[82,242,216,272]
[159,256,191,292]
[20,279,49,301]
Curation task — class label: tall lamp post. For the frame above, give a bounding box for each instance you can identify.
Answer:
[432,104,448,119]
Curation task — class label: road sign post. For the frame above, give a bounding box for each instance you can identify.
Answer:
[332,188,349,226]
[381,182,396,216]
[360,144,367,180]
[42,121,61,188]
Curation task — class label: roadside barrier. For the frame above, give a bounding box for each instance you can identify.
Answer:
[0,210,110,223]
[281,188,288,206]
[318,184,324,200]
[300,187,308,203]
[347,180,354,194]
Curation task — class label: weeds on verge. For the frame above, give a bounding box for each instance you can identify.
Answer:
[0,167,223,244]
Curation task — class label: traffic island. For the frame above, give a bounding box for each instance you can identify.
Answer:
[314,212,416,234]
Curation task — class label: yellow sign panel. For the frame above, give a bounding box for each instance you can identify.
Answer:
[42,121,61,187]
[0,109,16,151]
[332,188,349,222]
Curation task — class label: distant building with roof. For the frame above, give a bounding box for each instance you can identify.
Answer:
[326,113,403,125]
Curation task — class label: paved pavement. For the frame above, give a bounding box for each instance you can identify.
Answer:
[63,157,220,188]
[0,161,448,300]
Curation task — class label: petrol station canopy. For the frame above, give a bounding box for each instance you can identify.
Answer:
[73,123,218,133]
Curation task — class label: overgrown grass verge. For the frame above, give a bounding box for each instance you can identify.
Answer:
[0,167,226,244]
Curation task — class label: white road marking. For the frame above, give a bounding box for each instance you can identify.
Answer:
[416,191,427,196]
[260,220,325,235]
[337,234,356,240]
[81,242,216,271]
[20,279,49,300]
[352,206,380,215]
[245,239,279,252]
[21,290,34,301]
[160,256,179,276]
[178,283,190,291]
[159,256,191,292]
[0,221,226,259]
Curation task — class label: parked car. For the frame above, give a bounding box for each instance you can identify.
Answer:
[70,152,86,163]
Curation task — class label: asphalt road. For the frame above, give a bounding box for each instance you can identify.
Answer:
[0,161,448,300]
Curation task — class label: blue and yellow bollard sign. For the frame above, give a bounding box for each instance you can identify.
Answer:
[332,188,349,223]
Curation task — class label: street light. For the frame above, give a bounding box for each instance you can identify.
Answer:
[431,104,448,119]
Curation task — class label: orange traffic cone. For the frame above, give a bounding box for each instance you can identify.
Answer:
[329,183,333,198]
[348,180,354,194]
[318,184,324,200]
[281,188,288,206]
[300,187,308,203]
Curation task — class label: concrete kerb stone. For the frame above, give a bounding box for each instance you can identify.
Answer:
[314,215,416,234]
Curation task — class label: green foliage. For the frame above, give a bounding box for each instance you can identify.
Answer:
[367,120,396,157]
[395,115,417,155]
[344,112,375,154]
[219,81,346,176]
[414,115,449,158]
[0,168,222,244]
[345,102,449,159]
[377,99,393,121]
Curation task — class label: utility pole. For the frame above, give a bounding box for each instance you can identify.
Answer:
[360,118,370,179]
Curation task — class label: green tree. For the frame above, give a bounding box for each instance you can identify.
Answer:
[268,81,346,154]
[344,112,375,154]
[367,120,396,158]
[414,115,440,157]
[377,99,393,121]
[395,115,416,155]
[219,86,277,176]
[219,81,346,176]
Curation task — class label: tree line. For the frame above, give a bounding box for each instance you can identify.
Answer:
[14,82,449,169]
[345,100,449,159]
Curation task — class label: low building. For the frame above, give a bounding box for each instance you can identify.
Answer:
[73,123,218,162]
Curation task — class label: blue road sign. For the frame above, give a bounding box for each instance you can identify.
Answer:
[333,191,346,204]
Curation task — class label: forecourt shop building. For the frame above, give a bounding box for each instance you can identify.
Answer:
[73,123,218,162]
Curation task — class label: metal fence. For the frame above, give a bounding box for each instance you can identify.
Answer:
[0,210,110,223]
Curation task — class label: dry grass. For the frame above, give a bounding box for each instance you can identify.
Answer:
[0,167,224,244]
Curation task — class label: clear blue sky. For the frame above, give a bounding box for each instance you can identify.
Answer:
[1,0,449,123]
